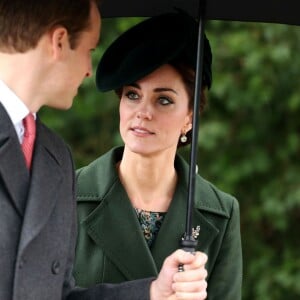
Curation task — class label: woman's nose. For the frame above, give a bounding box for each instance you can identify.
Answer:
[136,109,152,120]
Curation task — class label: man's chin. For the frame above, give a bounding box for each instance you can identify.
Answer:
[51,100,74,111]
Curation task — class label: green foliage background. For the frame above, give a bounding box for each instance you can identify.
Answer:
[40,18,300,299]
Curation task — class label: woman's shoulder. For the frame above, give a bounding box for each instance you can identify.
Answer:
[196,175,239,218]
[175,154,239,218]
[76,147,123,201]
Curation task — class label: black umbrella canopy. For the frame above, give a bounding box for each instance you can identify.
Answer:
[100,0,300,26]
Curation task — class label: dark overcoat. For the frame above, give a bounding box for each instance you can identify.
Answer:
[74,146,243,300]
[0,105,152,300]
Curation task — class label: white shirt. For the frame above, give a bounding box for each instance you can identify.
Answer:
[0,79,33,143]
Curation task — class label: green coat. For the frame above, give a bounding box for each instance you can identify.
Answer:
[74,147,242,299]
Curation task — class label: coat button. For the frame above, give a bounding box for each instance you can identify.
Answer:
[19,257,26,269]
[51,260,60,274]
[19,260,24,269]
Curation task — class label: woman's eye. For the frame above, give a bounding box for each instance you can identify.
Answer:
[159,96,173,105]
[125,91,139,100]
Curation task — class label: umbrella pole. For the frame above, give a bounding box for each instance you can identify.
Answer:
[180,0,206,254]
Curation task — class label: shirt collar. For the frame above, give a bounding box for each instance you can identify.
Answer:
[0,79,30,125]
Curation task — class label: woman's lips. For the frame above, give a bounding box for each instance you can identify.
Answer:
[131,126,154,135]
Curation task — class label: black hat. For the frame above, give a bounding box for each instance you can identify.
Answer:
[96,11,212,92]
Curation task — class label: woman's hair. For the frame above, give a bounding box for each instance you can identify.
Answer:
[170,61,208,148]
[0,0,100,52]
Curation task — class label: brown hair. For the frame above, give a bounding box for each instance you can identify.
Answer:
[171,61,208,147]
[0,0,101,52]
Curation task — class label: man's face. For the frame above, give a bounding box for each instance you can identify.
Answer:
[47,1,101,110]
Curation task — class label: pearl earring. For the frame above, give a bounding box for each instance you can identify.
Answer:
[180,134,187,143]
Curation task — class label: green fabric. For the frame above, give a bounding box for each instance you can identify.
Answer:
[74,146,242,299]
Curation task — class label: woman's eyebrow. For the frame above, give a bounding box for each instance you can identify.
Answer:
[125,84,178,95]
[154,87,178,95]
[125,83,140,89]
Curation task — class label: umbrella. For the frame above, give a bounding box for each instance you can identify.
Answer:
[100,0,300,26]
[99,0,300,253]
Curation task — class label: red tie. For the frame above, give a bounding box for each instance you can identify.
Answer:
[22,114,36,169]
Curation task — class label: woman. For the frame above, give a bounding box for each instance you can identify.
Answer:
[74,11,242,299]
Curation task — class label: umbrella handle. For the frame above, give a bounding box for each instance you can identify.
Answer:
[178,236,198,272]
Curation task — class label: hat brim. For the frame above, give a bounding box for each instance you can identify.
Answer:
[96,12,212,92]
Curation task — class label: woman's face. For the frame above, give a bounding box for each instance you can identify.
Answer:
[119,64,192,157]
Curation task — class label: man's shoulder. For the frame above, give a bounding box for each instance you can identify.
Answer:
[37,118,73,164]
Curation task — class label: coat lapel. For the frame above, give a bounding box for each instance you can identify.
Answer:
[151,181,220,271]
[0,104,29,216]
[77,147,224,279]
[152,155,223,270]
[18,119,64,254]
[83,179,158,279]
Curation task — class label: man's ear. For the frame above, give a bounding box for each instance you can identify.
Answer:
[51,27,69,59]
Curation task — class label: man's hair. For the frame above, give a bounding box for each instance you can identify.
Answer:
[0,0,100,52]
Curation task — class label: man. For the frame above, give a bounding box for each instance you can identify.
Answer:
[0,0,208,299]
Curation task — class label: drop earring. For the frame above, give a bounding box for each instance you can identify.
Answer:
[180,133,187,143]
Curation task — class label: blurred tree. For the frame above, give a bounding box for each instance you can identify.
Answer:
[198,21,300,300]
[40,17,300,300]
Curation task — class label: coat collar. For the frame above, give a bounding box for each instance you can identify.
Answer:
[78,147,157,278]
[77,147,228,279]
[0,104,29,216]
[82,180,158,279]
[18,120,65,253]
[0,105,64,253]
[77,147,230,217]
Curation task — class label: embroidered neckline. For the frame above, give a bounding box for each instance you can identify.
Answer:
[135,208,167,248]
